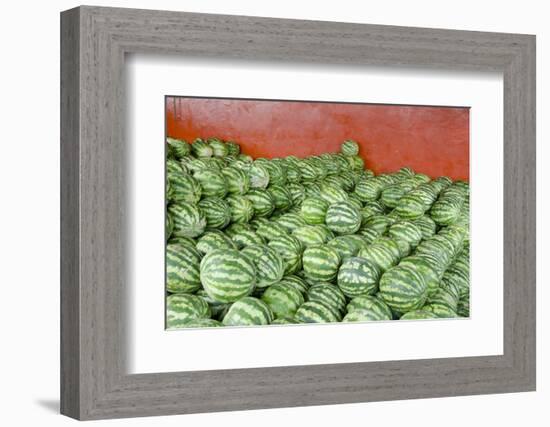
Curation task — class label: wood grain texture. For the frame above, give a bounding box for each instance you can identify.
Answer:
[60,6,536,420]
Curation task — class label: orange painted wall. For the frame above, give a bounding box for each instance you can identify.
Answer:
[166,97,469,181]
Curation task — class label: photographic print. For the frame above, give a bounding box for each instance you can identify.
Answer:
[165,97,470,329]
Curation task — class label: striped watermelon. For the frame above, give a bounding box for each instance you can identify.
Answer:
[222,297,274,326]
[357,242,399,273]
[394,192,426,220]
[193,169,228,198]
[167,235,196,247]
[413,215,437,239]
[279,275,310,295]
[225,195,255,224]
[276,212,307,232]
[341,139,359,156]
[191,138,213,157]
[424,287,458,317]
[268,234,304,275]
[327,235,362,260]
[319,182,349,204]
[168,204,207,238]
[225,141,241,157]
[267,185,293,211]
[166,243,202,293]
[295,301,340,323]
[325,202,362,235]
[195,289,231,320]
[457,293,470,317]
[222,166,251,195]
[166,294,211,329]
[342,308,389,322]
[388,221,423,248]
[307,283,346,315]
[287,183,306,207]
[300,197,329,225]
[198,197,231,229]
[248,163,270,189]
[178,318,222,328]
[286,163,302,183]
[207,138,229,157]
[246,189,276,218]
[337,257,381,297]
[346,295,392,320]
[261,282,305,318]
[271,317,296,325]
[292,225,331,247]
[354,178,383,202]
[256,222,288,241]
[200,249,256,302]
[399,310,438,320]
[302,245,341,282]
[166,137,191,158]
[168,172,202,204]
[399,256,440,297]
[166,212,174,240]
[378,265,428,312]
[241,245,285,288]
[196,231,236,255]
[230,228,265,249]
[347,155,364,171]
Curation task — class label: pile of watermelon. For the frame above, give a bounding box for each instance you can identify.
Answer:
[165,136,470,328]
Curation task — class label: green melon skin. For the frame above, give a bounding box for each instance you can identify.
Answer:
[166,294,211,329]
[346,295,393,320]
[325,202,362,235]
[307,283,347,316]
[300,197,329,225]
[200,249,256,303]
[222,297,274,326]
[341,139,359,156]
[166,243,202,293]
[337,257,381,298]
[295,301,340,323]
[302,245,341,282]
[399,310,439,320]
[241,245,285,288]
[261,282,305,319]
[378,265,428,313]
[168,204,207,238]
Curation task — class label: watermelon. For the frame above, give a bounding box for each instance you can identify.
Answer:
[207,137,229,157]
[457,293,470,317]
[256,222,288,241]
[399,310,438,320]
[399,256,440,297]
[357,243,399,273]
[222,297,274,326]
[225,141,241,157]
[168,172,202,204]
[261,282,305,318]
[319,182,349,204]
[327,235,362,260]
[168,204,207,238]
[276,212,307,233]
[279,275,309,295]
[166,212,174,240]
[346,295,392,320]
[347,155,364,171]
[300,197,329,225]
[191,138,213,157]
[341,139,359,156]
[195,289,231,320]
[354,178,383,202]
[230,228,265,249]
[286,163,302,183]
[166,294,211,329]
[424,287,458,317]
[325,202,362,235]
[307,282,347,315]
[196,231,236,255]
[246,189,276,218]
[222,166,251,195]
[388,221,423,248]
[292,225,331,247]
[271,317,296,325]
[268,234,304,275]
[378,265,428,313]
[337,256,381,297]
[166,137,191,158]
[267,184,293,211]
[225,195,255,224]
[167,235,196,247]
[295,300,340,323]
[241,245,285,287]
[197,197,231,230]
[178,318,222,328]
[193,169,228,199]
[166,243,202,293]
[287,183,306,207]
[302,245,341,282]
[248,163,270,189]
[200,249,256,303]
[413,215,437,239]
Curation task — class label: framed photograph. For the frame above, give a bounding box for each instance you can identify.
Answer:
[61,6,536,420]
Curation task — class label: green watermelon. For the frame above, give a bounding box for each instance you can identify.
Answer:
[268,234,304,275]
[378,265,428,313]
[354,178,383,202]
[166,243,202,293]
[256,222,288,241]
[302,245,341,282]
[248,163,270,189]
[388,221,423,248]
[292,225,331,247]
[300,197,329,225]
[166,294,211,329]
[225,141,241,156]
[166,137,191,158]
[325,202,362,235]
[278,275,310,295]
[337,256,381,297]
[207,137,229,157]
[178,318,223,328]
[241,245,285,287]
[357,243,399,273]
[225,195,255,224]
[346,295,392,320]
[222,297,274,326]
[196,231,236,255]
[168,204,207,238]
[197,197,231,229]
[222,166,251,195]
[341,139,359,156]
[267,184,293,211]
[191,138,213,158]
[276,212,307,232]
[168,172,202,204]
[326,235,362,260]
[246,189,276,218]
[295,300,340,323]
[261,282,305,318]
[399,256,440,297]
[399,310,438,320]
[200,249,256,302]
[193,169,228,198]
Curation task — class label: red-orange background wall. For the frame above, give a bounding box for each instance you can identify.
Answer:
[166,97,469,181]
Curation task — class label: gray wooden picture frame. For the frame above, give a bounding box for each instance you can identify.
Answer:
[60,5,536,421]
